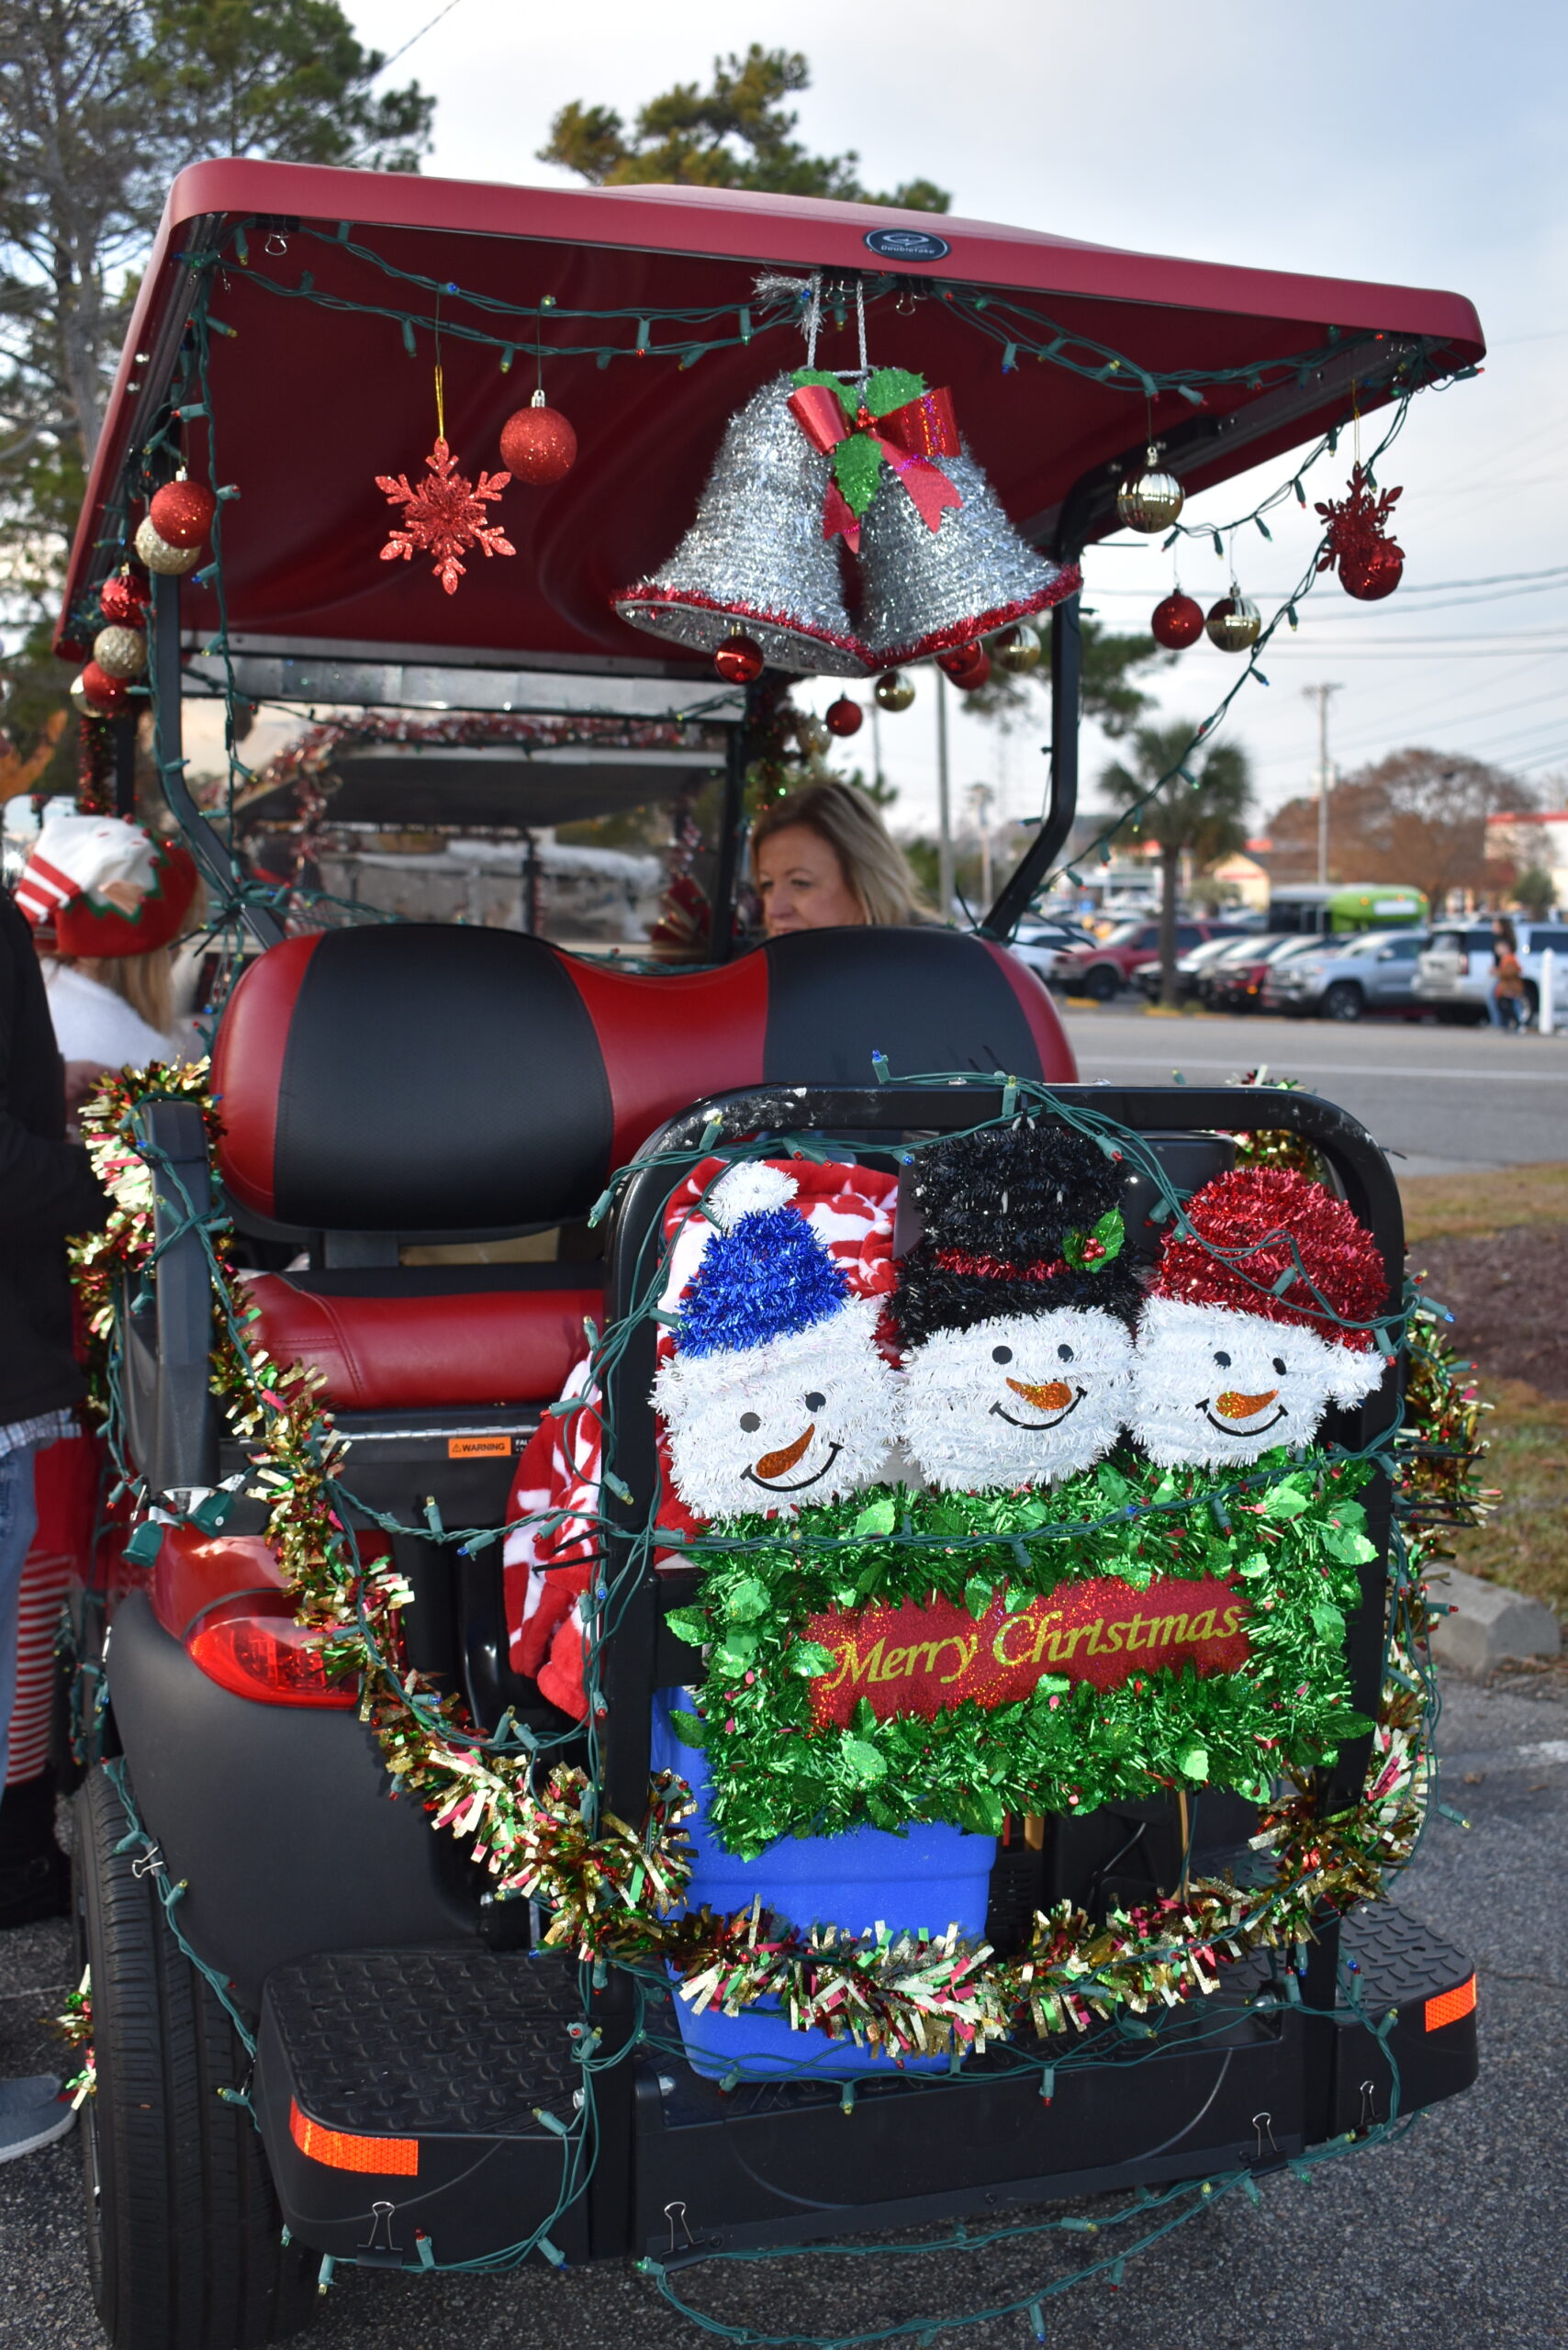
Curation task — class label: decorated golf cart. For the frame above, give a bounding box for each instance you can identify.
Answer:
[50,158,1483,2348]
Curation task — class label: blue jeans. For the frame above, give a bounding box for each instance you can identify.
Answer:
[0,1448,41,1799]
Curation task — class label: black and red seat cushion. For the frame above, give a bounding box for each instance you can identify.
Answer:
[210,924,1073,1413]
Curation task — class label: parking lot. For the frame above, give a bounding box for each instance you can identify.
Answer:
[1062,1004,1568,1174]
[4,1662,1563,2350]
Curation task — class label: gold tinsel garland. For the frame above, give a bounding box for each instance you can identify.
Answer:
[69,1066,1439,2058]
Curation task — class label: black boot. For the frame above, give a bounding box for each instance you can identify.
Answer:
[0,1773,71,1928]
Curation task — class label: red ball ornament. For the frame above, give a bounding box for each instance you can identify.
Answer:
[936,641,991,689]
[713,632,764,685]
[498,396,577,486]
[80,661,129,714]
[149,477,218,548]
[1339,542,1404,601]
[99,571,148,626]
[937,643,991,690]
[825,696,863,738]
[1150,590,1204,650]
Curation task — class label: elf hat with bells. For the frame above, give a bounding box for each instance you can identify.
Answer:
[1132,1164,1390,1470]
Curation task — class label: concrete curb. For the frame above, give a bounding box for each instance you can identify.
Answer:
[1427,1564,1562,1673]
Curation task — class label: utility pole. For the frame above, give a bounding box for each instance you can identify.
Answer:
[1303,683,1342,887]
[935,670,954,919]
[968,782,995,905]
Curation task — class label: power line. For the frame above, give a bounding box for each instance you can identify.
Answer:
[376,0,465,73]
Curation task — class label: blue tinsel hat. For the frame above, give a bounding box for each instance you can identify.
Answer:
[675,1164,851,1359]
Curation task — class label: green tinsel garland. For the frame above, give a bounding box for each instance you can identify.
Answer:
[666,1455,1377,1856]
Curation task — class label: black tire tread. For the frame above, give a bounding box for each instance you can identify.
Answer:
[75,1765,317,2350]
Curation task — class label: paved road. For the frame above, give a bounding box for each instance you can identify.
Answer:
[4,1666,1563,2350]
[1059,1006,1568,1174]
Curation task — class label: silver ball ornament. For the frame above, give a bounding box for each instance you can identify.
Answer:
[1115,445,1185,533]
[874,670,915,712]
[134,516,201,576]
[93,624,147,679]
[990,625,1042,676]
[1204,593,1262,653]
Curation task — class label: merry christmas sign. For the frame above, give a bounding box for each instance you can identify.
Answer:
[803,1575,1250,1728]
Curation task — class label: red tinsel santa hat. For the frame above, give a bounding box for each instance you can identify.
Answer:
[1148,1165,1388,1350]
[14,811,198,957]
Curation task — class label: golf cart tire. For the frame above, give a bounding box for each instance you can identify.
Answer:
[1322,980,1363,1022]
[1085,965,1119,1002]
[73,1764,317,2350]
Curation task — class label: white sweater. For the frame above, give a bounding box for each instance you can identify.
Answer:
[43,962,188,1069]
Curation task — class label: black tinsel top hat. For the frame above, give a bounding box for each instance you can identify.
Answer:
[891,1123,1144,1348]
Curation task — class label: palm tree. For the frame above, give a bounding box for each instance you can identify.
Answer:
[1099,724,1252,1008]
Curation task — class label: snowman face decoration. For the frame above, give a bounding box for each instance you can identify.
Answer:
[655,1298,900,1520]
[901,1307,1135,1493]
[1131,1297,1384,1471]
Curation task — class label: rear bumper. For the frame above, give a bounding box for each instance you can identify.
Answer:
[252,1907,1477,2267]
[106,1593,480,2006]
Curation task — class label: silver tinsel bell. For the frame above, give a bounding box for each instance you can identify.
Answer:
[857,445,1080,667]
[613,374,866,677]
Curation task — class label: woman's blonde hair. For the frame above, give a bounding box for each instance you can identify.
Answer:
[750,781,927,927]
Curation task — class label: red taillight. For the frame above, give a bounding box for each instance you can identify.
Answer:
[185,1605,358,1708]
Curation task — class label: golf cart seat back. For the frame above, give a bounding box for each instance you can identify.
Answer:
[214,922,1070,1415]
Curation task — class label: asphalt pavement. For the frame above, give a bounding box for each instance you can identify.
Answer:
[4,1662,1563,2350]
[1059,1004,1568,1175]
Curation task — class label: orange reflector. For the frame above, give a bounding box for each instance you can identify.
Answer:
[1425,1975,1477,2031]
[289,2098,419,2176]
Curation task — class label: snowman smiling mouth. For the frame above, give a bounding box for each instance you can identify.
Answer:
[990,1376,1086,1431]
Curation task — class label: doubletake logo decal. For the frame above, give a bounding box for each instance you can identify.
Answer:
[803,1575,1250,1727]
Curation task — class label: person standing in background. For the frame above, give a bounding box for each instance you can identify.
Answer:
[1493,926,1527,1032]
[0,873,107,2159]
[15,811,203,1083]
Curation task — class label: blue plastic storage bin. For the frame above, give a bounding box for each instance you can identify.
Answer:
[650,1690,997,2079]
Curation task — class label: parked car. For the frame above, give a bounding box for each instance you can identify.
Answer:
[1131,933,1248,1004]
[1199,934,1325,1013]
[1007,916,1097,983]
[1263,928,1432,1021]
[1413,917,1568,1025]
[1052,917,1245,1001]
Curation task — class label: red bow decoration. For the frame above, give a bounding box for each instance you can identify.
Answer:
[787,368,963,552]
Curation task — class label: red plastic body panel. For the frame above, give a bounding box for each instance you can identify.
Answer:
[562,952,769,1169]
[241,1276,601,1411]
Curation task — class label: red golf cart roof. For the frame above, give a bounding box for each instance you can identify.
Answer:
[57,160,1484,666]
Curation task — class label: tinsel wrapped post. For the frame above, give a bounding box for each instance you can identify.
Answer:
[857,444,1080,667]
[614,375,868,677]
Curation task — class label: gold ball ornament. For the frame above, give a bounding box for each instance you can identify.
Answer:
[1115,445,1185,533]
[874,669,915,712]
[134,516,202,576]
[1204,592,1262,653]
[990,625,1042,676]
[93,623,147,679]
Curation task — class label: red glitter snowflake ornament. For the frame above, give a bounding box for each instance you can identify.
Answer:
[1315,464,1405,601]
[375,436,514,594]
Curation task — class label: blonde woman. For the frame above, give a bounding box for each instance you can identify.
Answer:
[751,781,928,937]
[15,812,202,1090]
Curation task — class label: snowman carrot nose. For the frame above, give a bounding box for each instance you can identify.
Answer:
[755,1424,816,1478]
[1006,1378,1074,1412]
[1215,1388,1279,1420]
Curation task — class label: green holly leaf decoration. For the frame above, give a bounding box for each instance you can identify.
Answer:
[854,1495,897,1538]
[663,1607,710,1649]
[862,366,927,417]
[1262,1479,1310,1520]
[790,1640,838,1678]
[842,1737,887,1785]
[1062,1206,1126,1272]
[832,432,884,518]
[668,1708,708,1749]
[724,1576,770,1624]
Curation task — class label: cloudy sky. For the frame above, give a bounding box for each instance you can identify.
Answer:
[336,1,1566,841]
